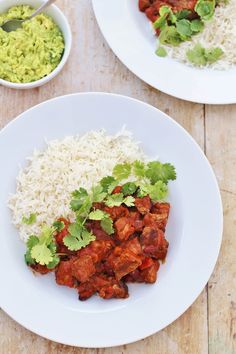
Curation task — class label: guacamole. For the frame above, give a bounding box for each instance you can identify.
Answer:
[0,5,65,83]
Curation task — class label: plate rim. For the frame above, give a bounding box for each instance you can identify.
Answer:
[0,92,223,347]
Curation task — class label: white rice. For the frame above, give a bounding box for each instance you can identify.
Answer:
[8,129,146,243]
[164,0,236,69]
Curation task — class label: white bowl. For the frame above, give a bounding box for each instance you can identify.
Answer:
[0,0,72,89]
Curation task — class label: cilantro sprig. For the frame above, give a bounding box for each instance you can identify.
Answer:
[24,226,59,268]
[152,1,218,64]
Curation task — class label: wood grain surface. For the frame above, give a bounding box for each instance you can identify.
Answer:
[0,1,235,353]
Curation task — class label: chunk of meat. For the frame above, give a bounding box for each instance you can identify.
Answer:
[123,237,142,256]
[77,281,96,301]
[98,278,128,299]
[55,259,75,288]
[77,274,129,300]
[107,246,142,280]
[114,217,135,241]
[141,226,169,260]
[125,260,160,283]
[86,220,111,241]
[144,202,170,230]
[71,255,96,283]
[151,202,170,217]
[135,196,152,215]
[129,211,144,232]
[103,205,129,221]
[77,240,114,263]
[143,213,167,230]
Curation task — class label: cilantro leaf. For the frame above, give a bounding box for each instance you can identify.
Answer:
[38,225,55,246]
[145,161,176,184]
[138,181,168,201]
[186,43,207,65]
[53,220,65,232]
[190,19,204,33]
[159,26,183,46]
[22,213,37,225]
[26,235,39,249]
[25,226,57,267]
[91,185,107,203]
[24,250,36,265]
[31,244,53,266]
[121,182,137,196]
[133,160,146,178]
[194,0,215,21]
[70,187,88,211]
[205,47,223,64]
[187,43,223,66]
[123,196,135,207]
[101,218,114,235]
[105,193,124,207]
[100,176,116,192]
[63,235,82,251]
[64,223,96,251]
[176,9,191,20]
[176,19,192,38]
[89,209,107,220]
[112,163,131,181]
[47,256,60,269]
[156,46,168,57]
[68,223,82,237]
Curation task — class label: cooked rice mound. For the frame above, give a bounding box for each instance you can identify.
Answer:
[8,130,146,242]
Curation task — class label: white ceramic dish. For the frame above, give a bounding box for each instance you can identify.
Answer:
[0,0,72,89]
[0,93,223,347]
[92,0,236,104]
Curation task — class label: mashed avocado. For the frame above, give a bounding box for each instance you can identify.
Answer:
[0,5,65,83]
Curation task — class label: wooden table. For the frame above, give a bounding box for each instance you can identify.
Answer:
[0,1,235,353]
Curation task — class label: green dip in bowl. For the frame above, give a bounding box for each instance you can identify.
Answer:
[0,5,65,83]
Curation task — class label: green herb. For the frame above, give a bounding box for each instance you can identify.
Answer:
[156,46,168,57]
[133,160,146,178]
[121,182,137,196]
[100,176,116,192]
[101,218,114,235]
[88,210,114,235]
[145,161,176,184]
[205,47,224,64]
[187,43,223,66]
[53,220,65,232]
[112,163,132,180]
[105,193,124,207]
[159,26,183,46]
[190,19,204,33]
[194,0,215,21]
[138,181,168,201]
[63,223,95,251]
[22,213,37,225]
[70,187,88,211]
[123,196,135,207]
[24,226,59,267]
[176,9,191,20]
[176,19,192,38]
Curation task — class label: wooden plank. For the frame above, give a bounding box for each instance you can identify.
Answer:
[205,105,236,354]
[0,1,207,353]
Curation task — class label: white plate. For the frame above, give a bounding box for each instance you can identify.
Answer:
[92,0,236,104]
[0,93,222,347]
